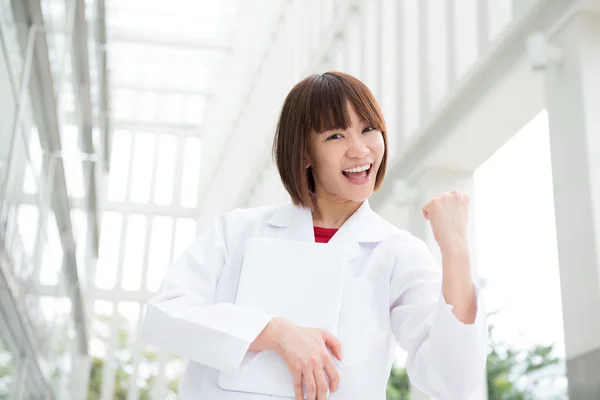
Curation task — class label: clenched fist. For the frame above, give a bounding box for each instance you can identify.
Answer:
[421,190,470,253]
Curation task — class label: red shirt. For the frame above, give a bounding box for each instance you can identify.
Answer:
[314,226,338,243]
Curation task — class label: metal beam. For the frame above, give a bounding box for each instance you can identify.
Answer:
[370,0,578,208]
[38,284,156,303]
[111,119,202,136]
[11,0,88,354]
[71,0,100,259]
[68,197,201,218]
[110,79,214,98]
[61,112,202,137]
[108,26,232,52]
[96,0,110,173]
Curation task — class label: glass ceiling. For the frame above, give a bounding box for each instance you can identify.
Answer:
[88,1,241,397]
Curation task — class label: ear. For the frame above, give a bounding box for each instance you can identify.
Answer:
[304,154,311,169]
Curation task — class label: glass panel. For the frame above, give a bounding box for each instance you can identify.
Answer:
[113,88,134,120]
[96,212,123,289]
[109,42,223,70]
[107,0,238,40]
[28,126,43,176]
[107,130,132,202]
[172,218,196,263]
[183,95,206,124]
[427,0,447,110]
[454,0,478,79]
[130,132,156,204]
[363,0,378,96]
[94,300,114,318]
[402,0,420,137]
[381,0,397,159]
[71,209,88,282]
[22,165,38,195]
[17,204,39,258]
[488,0,512,42]
[138,91,157,122]
[39,212,63,286]
[146,216,174,292]
[161,94,183,123]
[180,138,201,208]
[121,214,147,291]
[61,124,85,199]
[118,302,140,334]
[153,135,177,206]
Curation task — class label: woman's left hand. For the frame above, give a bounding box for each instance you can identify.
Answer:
[422,190,470,253]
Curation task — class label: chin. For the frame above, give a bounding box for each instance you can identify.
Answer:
[341,188,374,203]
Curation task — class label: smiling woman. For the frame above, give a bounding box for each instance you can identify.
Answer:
[141,71,488,400]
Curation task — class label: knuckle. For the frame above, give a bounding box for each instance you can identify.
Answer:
[310,354,321,367]
[292,362,302,372]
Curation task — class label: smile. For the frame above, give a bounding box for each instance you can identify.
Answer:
[341,163,373,185]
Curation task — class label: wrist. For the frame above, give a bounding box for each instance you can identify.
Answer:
[249,317,280,352]
[439,239,469,257]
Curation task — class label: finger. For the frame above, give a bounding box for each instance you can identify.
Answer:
[322,331,343,361]
[293,368,304,400]
[314,366,329,399]
[323,358,340,393]
[304,365,317,400]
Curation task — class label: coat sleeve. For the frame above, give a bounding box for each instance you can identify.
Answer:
[140,213,274,375]
[389,235,488,400]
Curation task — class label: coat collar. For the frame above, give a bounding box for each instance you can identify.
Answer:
[266,200,388,258]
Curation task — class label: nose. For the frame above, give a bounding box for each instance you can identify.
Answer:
[346,135,369,158]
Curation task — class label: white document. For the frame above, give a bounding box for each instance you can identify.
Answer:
[218,236,348,398]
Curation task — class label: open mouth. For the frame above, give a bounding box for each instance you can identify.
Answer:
[342,163,372,185]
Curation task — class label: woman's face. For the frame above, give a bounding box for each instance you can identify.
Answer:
[308,105,385,204]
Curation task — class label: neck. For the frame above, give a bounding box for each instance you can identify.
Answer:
[311,196,363,228]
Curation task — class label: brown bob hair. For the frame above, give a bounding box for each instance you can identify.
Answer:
[272,71,388,208]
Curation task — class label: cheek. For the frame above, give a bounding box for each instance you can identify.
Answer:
[313,157,338,178]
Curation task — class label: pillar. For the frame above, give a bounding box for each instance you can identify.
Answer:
[543,11,600,398]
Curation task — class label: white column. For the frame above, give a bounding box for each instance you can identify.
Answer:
[543,11,600,399]
[407,168,487,400]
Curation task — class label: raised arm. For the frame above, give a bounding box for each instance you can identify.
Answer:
[389,236,488,400]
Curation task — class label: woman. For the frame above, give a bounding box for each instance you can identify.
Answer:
[141,72,488,399]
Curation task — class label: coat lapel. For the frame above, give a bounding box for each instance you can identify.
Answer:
[265,200,389,261]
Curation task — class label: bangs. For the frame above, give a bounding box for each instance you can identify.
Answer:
[305,73,386,134]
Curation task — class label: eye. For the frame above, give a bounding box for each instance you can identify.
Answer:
[363,126,376,133]
[326,133,343,141]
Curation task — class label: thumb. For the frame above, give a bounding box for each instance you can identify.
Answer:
[322,330,342,361]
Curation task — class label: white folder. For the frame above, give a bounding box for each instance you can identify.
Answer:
[218,236,348,397]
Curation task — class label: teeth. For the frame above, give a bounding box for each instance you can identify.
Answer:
[343,164,371,173]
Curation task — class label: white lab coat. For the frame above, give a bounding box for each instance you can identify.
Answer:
[140,200,488,400]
